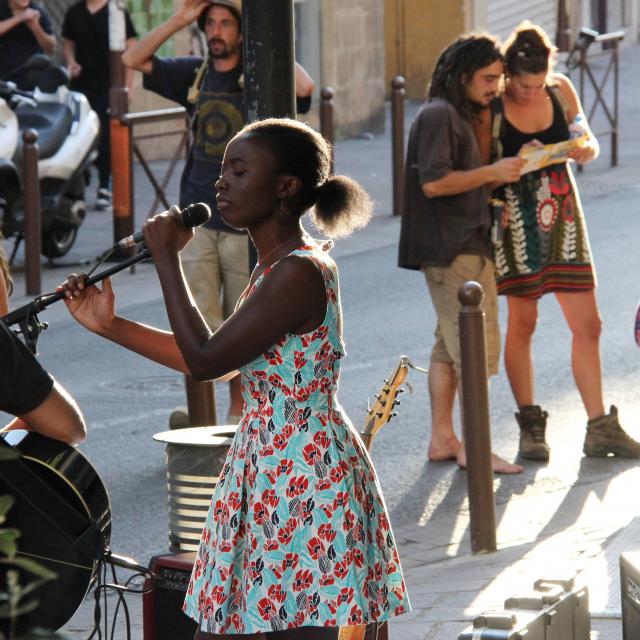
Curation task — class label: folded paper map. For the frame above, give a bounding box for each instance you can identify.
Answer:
[518,133,589,174]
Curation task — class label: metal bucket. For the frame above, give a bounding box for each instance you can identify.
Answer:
[153,424,239,553]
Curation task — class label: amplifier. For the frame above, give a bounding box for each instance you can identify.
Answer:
[621,551,640,640]
[143,552,198,640]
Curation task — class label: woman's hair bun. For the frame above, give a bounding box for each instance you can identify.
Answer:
[504,21,555,75]
[312,175,373,239]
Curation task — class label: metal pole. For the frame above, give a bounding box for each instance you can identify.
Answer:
[320,87,335,173]
[556,0,571,51]
[22,129,41,295]
[458,281,497,554]
[578,44,586,174]
[109,0,134,258]
[185,376,218,426]
[242,0,296,121]
[391,76,405,216]
[597,0,608,35]
[612,38,619,166]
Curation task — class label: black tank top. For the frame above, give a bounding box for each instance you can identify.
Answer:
[501,89,570,158]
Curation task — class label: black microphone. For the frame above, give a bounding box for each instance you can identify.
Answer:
[115,202,211,250]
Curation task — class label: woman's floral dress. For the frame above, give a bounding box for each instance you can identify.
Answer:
[492,89,596,299]
[183,243,410,634]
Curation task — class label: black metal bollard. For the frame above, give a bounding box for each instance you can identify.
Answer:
[391,76,405,216]
[320,86,335,173]
[458,281,497,553]
[22,129,41,295]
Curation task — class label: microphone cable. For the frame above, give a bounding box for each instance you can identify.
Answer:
[86,549,155,640]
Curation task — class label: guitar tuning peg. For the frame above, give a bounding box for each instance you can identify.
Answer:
[390,412,398,418]
[392,400,400,407]
[375,394,381,401]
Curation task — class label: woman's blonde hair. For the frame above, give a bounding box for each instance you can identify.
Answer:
[0,233,13,297]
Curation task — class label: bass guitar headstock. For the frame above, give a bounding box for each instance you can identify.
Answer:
[360,355,427,451]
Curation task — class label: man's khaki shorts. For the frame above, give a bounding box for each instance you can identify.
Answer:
[422,254,500,378]
[181,227,250,331]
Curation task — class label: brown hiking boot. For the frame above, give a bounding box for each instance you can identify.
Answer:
[516,405,550,461]
[583,405,640,458]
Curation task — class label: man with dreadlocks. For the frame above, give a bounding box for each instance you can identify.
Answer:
[122,0,314,425]
[398,33,525,474]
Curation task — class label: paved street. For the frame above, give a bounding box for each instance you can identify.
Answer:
[2,43,640,639]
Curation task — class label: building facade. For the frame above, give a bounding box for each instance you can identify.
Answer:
[384,0,639,101]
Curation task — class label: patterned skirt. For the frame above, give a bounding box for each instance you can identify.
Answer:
[493,163,596,299]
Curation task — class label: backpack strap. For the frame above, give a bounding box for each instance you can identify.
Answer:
[187,57,209,105]
[489,96,504,162]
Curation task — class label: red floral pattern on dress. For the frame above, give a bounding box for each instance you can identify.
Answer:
[536,197,558,232]
[183,245,409,634]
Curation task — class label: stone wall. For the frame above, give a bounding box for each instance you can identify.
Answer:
[130,1,388,161]
[320,0,386,137]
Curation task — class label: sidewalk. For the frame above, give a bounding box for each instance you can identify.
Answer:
[8,42,640,640]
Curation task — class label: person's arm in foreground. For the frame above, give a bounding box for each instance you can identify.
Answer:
[3,380,86,444]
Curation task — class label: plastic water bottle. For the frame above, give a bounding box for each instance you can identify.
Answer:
[569,114,586,140]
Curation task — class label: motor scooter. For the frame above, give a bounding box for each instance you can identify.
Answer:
[0,55,99,261]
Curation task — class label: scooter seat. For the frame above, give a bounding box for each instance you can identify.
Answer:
[16,103,73,160]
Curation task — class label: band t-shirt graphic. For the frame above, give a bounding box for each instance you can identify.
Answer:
[194,94,244,159]
[144,58,245,233]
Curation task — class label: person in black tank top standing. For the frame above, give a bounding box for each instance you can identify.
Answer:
[489,22,640,461]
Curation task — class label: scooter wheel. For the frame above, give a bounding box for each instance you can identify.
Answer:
[42,225,78,258]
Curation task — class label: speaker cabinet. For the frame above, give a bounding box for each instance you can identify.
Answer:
[143,552,198,640]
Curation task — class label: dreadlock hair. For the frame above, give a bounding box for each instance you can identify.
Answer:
[428,33,502,118]
[503,21,556,78]
[240,118,372,238]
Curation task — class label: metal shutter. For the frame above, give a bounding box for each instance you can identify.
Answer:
[486,0,557,42]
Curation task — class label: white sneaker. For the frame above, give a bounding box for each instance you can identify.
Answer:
[96,188,112,210]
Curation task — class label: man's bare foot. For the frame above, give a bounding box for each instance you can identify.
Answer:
[428,434,461,461]
[457,450,524,474]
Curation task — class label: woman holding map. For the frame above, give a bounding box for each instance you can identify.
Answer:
[487,22,640,462]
